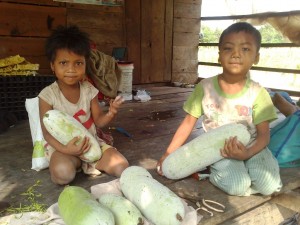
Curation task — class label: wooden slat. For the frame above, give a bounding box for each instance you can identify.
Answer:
[222,203,295,225]
[141,0,171,83]
[150,92,192,101]
[201,10,300,20]
[67,8,124,32]
[78,27,124,55]
[168,178,274,225]
[0,2,66,37]
[0,0,64,6]
[67,2,123,12]
[199,62,300,75]
[174,0,202,4]
[149,0,166,82]
[199,43,300,48]
[0,37,51,73]
[136,86,193,96]
[270,88,300,98]
[67,4,125,54]
[164,0,173,82]
[124,0,141,84]
[141,0,152,83]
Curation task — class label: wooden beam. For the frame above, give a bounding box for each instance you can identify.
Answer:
[201,10,300,20]
[198,62,300,74]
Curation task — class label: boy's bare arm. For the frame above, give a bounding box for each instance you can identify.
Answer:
[157,114,197,175]
[246,121,270,157]
[221,121,270,160]
[165,114,198,155]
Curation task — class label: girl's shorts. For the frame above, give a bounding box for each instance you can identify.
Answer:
[43,136,112,176]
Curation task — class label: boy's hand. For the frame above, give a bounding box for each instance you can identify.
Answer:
[220,136,249,160]
[65,136,91,157]
[108,96,124,115]
[156,153,169,176]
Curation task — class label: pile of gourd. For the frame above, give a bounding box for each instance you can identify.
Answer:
[58,166,185,225]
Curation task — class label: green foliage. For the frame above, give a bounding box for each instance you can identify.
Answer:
[259,24,285,43]
[200,25,222,43]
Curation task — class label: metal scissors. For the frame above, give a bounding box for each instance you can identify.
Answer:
[195,199,225,217]
[177,191,225,217]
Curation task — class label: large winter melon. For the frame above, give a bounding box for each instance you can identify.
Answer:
[162,123,251,179]
[120,166,185,225]
[43,109,102,163]
[58,186,114,225]
[99,193,144,225]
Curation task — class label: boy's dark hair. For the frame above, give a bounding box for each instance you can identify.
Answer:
[218,22,261,52]
[45,25,91,62]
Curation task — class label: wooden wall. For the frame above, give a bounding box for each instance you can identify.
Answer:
[125,0,201,84]
[0,0,201,84]
[125,0,174,84]
[0,0,125,75]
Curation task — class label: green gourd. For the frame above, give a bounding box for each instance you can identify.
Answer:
[43,109,102,163]
[162,123,251,179]
[99,193,144,225]
[58,186,114,225]
[120,166,185,225]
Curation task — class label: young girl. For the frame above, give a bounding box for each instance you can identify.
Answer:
[39,25,129,185]
[157,22,282,196]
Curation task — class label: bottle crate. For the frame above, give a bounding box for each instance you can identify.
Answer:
[0,75,56,120]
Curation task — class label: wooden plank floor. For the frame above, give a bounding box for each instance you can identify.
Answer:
[0,85,299,224]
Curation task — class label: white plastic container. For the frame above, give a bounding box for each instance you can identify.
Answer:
[117,62,134,100]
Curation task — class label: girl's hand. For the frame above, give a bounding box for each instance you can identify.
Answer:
[65,136,91,157]
[220,136,249,160]
[108,96,124,115]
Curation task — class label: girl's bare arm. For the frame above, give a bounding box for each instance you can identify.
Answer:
[91,96,124,128]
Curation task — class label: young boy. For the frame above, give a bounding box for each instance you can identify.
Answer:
[157,22,282,196]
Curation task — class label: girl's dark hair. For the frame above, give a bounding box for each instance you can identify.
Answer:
[218,22,261,52]
[45,25,91,62]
